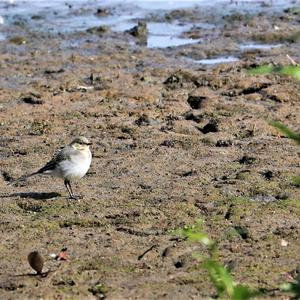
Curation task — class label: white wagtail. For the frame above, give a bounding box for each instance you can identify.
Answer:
[11,136,92,199]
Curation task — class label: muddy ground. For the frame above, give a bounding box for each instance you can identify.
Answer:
[0,2,300,299]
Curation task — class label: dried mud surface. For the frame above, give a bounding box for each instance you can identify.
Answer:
[0,3,300,300]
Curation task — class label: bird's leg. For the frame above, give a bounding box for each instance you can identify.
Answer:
[64,179,77,200]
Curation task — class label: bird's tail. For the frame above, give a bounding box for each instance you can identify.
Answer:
[7,172,39,186]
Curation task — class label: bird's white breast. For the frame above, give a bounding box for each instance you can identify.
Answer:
[57,148,92,180]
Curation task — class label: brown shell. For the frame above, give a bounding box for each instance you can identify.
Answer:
[27,251,44,274]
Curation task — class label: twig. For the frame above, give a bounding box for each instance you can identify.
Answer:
[138,244,157,260]
[116,227,163,236]
[286,54,298,66]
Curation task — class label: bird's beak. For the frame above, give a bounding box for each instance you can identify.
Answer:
[86,142,92,146]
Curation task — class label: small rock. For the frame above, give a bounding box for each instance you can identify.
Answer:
[86,25,110,35]
[173,120,200,135]
[251,194,277,202]
[239,155,256,164]
[164,74,181,89]
[276,192,289,200]
[95,8,109,17]
[50,253,57,259]
[160,140,175,147]
[262,170,273,180]
[199,119,219,134]
[21,96,44,105]
[234,226,249,240]
[126,21,148,38]
[245,93,262,101]
[44,68,64,74]
[28,251,44,274]
[187,95,207,109]
[135,114,152,126]
[215,140,232,147]
[183,111,202,123]
[31,15,44,20]
[181,170,197,177]
[174,260,184,268]
[229,245,241,253]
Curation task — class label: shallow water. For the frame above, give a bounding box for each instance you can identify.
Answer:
[0,0,299,49]
[189,56,240,65]
[239,43,283,50]
[148,35,199,48]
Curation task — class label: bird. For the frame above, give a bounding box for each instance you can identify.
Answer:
[10,136,92,200]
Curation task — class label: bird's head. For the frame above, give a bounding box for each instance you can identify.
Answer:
[70,136,92,151]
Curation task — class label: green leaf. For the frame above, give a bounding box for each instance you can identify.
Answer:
[232,285,262,300]
[202,259,235,298]
[176,219,213,245]
[270,120,300,144]
[281,281,300,297]
[280,282,293,292]
[278,66,300,80]
[247,65,274,75]
[280,271,300,298]
[248,65,300,80]
[292,176,300,187]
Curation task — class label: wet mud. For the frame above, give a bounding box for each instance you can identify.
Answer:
[0,1,300,299]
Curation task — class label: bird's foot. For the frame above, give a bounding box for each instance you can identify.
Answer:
[68,194,82,201]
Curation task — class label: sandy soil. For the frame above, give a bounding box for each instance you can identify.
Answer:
[0,3,300,299]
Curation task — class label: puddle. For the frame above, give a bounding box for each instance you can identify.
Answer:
[189,56,239,65]
[121,1,201,10]
[0,0,298,49]
[99,0,298,13]
[146,22,200,48]
[148,35,199,48]
[96,19,201,48]
[239,43,283,50]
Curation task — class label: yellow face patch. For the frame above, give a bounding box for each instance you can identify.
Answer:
[73,142,89,151]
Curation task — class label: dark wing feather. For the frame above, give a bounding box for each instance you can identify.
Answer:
[35,147,70,174]
[8,146,70,186]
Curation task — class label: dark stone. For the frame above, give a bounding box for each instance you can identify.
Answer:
[21,96,44,105]
[135,114,152,126]
[241,83,271,95]
[216,140,233,147]
[44,68,64,74]
[31,15,44,20]
[187,95,207,109]
[199,119,219,134]
[183,111,202,123]
[276,192,289,200]
[262,170,273,180]
[160,140,175,147]
[181,170,197,177]
[95,8,109,16]
[234,226,249,240]
[174,260,183,268]
[164,74,181,85]
[239,155,256,164]
[86,26,110,35]
[126,21,148,38]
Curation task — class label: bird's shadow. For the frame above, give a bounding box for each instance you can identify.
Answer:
[9,192,61,200]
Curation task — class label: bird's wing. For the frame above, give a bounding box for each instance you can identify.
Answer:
[35,146,72,174]
[8,145,73,186]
